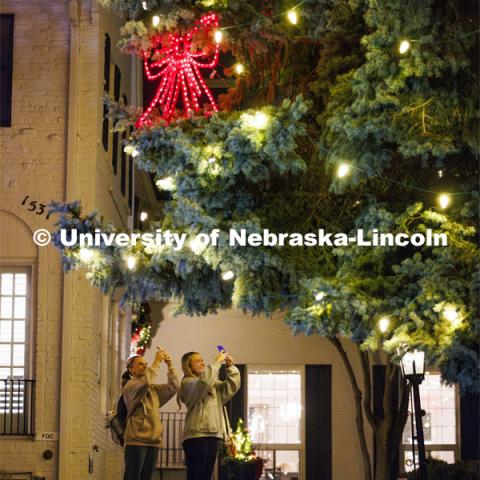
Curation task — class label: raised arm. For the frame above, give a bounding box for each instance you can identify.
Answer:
[179,361,223,409]
[218,355,241,404]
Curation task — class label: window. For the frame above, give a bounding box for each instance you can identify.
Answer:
[0,14,14,127]
[102,34,111,151]
[248,369,302,480]
[120,95,128,195]
[0,269,30,380]
[401,372,458,472]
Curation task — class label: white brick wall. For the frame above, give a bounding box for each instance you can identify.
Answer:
[0,1,132,478]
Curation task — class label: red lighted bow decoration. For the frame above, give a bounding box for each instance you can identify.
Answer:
[136,13,220,127]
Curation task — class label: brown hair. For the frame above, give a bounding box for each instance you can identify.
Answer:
[121,355,142,388]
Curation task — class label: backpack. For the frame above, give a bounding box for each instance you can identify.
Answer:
[105,394,128,446]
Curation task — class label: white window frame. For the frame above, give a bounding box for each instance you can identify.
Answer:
[246,365,305,480]
[0,265,34,380]
[399,370,460,474]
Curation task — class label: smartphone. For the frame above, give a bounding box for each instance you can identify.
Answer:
[217,345,225,352]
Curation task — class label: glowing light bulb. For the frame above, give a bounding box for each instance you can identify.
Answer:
[140,211,148,222]
[189,237,206,255]
[234,63,245,75]
[156,176,175,191]
[251,111,268,129]
[315,292,325,301]
[378,317,390,333]
[208,157,216,164]
[399,40,411,54]
[443,306,459,324]
[142,1,147,10]
[152,15,160,27]
[222,270,235,281]
[214,30,223,44]
[287,10,298,25]
[78,248,94,262]
[438,193,450,209]
[438,169,443,178]
[337,163,350,178]
[126,255,137,270]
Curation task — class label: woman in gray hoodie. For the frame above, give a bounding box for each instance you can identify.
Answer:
[179,350,241,480]
[122,348,180,480]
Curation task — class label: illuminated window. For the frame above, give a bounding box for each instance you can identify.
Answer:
[401,372,457,472]
[248,369,302,480]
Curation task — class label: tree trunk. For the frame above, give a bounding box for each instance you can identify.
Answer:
[328,336,373,480]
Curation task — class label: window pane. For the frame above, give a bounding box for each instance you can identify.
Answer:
[0,297,12,319]
[0,321,12,342]
[13,321,25,342]
[13,344,24,366]
[1,274,13,295]
[430,451,455,464]
[14,297,26,319]
[257,450,300,480]
[12,367,24,378]
[0,368,10,378]
[248,370,301,444]
[403,372,456,446]
[14,274,27,295]
[0,344,11,365]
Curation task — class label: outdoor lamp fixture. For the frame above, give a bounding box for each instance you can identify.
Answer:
[400,350,428,480]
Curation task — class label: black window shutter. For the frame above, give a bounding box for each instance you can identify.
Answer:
[0,15,14,127]
[111,65,121,174]
[102,34,111,151]
[128,153,133,210]
[460,391,480,461]
[306,365,332,480]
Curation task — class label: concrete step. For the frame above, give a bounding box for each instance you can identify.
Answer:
[153,468,187,480]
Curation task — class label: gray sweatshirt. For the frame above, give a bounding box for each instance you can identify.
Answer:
[179,363,241,442]
[123,366,180,447]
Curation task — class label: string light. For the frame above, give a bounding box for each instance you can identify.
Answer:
[337,163,350,178]
[142,1,148,10]
[126,255,137,270]
[124,145,139,157]
[140,211,148,222]
[378,317,390,333]
[315,291,325,301]
[152,15,160,27]
[437,193,451,209]
[438,169,443,178]
[241,111,269,130]
[234,63,245,75]
[214,30,223,43]
[189,237,207,255]
[137,13,220,125]
[287,10,298,25]
[443,306,459,324]
[78,248,94,262]
[208,157,216,164]
[222,270,235,281]
[156,176,176,191]
[399,39,411,54]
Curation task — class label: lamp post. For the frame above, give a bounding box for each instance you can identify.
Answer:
[400,350,428,480]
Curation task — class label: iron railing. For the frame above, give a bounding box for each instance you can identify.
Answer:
[0,379,35,436]
[158,411,186,468]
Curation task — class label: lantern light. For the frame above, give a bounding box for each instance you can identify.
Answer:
[250,111,269,129]
[142,1,148,10]
[140,211,148,222]
[214,30,223,44]
[152,15,160,27]
[400,350,425,378]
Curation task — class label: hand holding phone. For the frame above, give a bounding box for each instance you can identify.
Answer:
[217,345,225,353]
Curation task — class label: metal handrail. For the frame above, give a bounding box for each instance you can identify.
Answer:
[0,379,35,436]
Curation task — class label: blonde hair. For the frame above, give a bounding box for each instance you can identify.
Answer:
[121,355,142,387]
[181,351,199,378]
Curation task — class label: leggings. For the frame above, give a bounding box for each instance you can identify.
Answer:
[183,437,220,480]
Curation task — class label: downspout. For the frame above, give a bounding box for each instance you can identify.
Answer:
[58,1,80,478]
